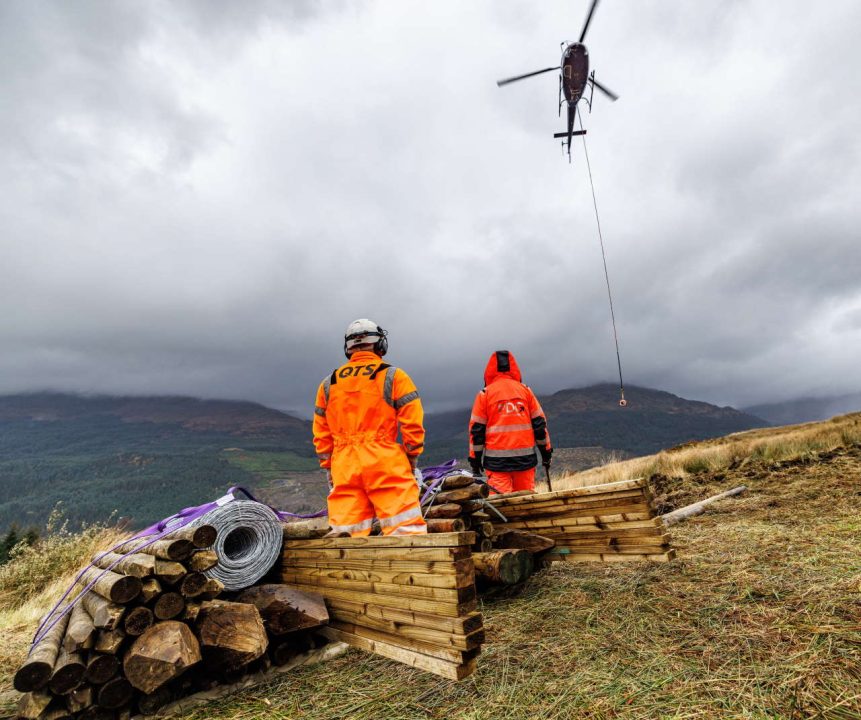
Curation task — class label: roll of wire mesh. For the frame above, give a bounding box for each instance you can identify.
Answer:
[193,500,282,590]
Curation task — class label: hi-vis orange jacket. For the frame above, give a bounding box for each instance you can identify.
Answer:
[468,351,551,472]
[312,350,426,536]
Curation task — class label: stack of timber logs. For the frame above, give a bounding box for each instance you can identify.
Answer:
[423,473,496,551]
[487,478,675,563]
[281,532,484,680]
[13,525,329,720]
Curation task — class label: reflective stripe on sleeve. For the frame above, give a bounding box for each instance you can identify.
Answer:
[378,505,423,528]
[531,409,544,419]
[394,390,420,409]
[405,442,424,453]
[314,406,326,417]
[484,447,537,458]
[486,423,532,434]
[329,517,374,535]
[469,444,484,452]
[383,366,397,407]
[470,414,487,424]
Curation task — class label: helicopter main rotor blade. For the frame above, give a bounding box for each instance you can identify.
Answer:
[592,77,619,101]
[496,66,559,87]
[579,0,600,43]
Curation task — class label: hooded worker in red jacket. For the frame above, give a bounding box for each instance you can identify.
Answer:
[313,319,427,536]
[468,350,552,494]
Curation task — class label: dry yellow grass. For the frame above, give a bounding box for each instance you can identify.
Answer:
[0,516,128,710]
[541,412,861,493]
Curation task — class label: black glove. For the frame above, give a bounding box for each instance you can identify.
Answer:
[538,446,553,465]
[469,454,483,475]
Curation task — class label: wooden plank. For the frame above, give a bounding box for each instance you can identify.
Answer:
[330,607,484,650]
[545,549,675,563]
[281,557,473,577]
[492,493,647,515]
[320,627,476,680]
[328,621,475,664]
[493,499,652,522]
[282,580,476,617]
[490,491,649,516]
[280,565,475,589]
[280,572,475,602]
[284,532,476,550]
[283,546,470,562]
[548,527,665,540]
[488,478,646,506]
[556,533,671,547]
[325,599,483,635]
[553,545,673,555]
[501,513,660,531]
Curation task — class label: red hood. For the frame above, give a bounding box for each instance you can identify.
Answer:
[484,350,522,385]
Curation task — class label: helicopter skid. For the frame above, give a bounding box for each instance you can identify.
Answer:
[553,129,587,139]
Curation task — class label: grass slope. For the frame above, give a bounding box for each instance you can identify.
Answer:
[1,415,859,717]
[178,439,861,719]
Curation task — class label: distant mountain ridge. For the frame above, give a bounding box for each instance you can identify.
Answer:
[0,386,767,533]
[743,392,861,426]
[424,383,767,462]
[0,392,308,437]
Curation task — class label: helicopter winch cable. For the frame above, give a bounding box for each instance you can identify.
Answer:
[577,111,627,407]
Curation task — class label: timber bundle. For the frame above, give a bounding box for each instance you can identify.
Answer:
[281,533,483,680]
[487,477,675,563]
[422,473,496,551]
[13,524,330,720]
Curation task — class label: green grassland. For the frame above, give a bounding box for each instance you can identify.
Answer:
[221,449,321,480]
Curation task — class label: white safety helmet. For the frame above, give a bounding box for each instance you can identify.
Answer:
[344,318,388,357]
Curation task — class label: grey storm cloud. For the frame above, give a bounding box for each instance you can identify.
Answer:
[1,0,859,416]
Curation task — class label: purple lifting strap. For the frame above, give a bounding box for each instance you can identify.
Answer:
[420,459,461,505]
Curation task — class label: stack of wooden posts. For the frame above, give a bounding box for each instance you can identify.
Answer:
[280,532,484,680]
[14,527,329,720]
[423,473,496,551]
[487,478,675,563]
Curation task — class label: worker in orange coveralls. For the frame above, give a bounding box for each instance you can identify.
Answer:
[312,319,427,536]
[468,350,552,494]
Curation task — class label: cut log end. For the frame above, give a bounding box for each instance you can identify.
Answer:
[96,676,134,710]
[196,600,268,674]
[123,606,154,636]
[13,662,53,694]
[153,592,185,620]
[473,549,535,585]
[190,524,217,549]
[85,653,120,685]
[123,621,201,694]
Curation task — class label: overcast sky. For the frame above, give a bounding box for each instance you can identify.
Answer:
[1,0,859,415]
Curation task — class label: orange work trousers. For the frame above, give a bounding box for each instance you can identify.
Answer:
[327,438,426,536]
[486,468,536,495]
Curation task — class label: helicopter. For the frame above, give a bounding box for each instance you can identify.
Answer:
[497,0,619,161]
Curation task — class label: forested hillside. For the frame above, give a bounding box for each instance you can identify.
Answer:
[0,387,766,534]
